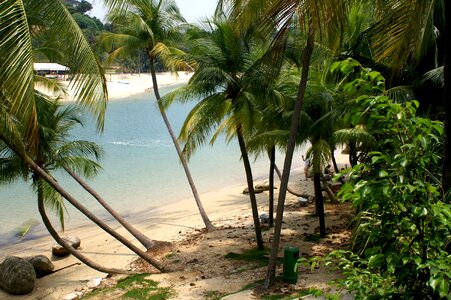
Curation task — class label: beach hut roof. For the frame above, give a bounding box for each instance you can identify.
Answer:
[33,63,69,72]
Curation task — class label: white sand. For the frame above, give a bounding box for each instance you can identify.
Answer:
[104,72,192,100]
[37,72,192,102]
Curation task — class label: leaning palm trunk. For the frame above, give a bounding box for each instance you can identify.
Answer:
[148,57,214,232]
[320,175,338,203]
[63,165,155,249]
[274,164,310,198]
[264,29,315,288]
[36,178,134,274]
[0,134,167,271]
[237,125,264,250]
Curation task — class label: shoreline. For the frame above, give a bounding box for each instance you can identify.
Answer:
[0,167,300,299]
[0,151,350,299]
[37,72,192,102]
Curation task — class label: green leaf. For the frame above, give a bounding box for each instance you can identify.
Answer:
[368,254,385,268]
[438,279,449,298]
[378,170,389,178]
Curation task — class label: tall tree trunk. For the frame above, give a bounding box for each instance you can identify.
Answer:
[442,1,451,193]
[36,176,133,274]
[264,29,315,289]
[236,125,264,250]
[15,151,164,271]
[313,172,326,237]
[268,146,275,227]
[63,165,155,249]
[148,57,214,231]
[331,147,339,174]
[349,141,358,167]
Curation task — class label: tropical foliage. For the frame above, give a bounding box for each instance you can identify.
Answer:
[298,61,450,299]
[0,97,102,229]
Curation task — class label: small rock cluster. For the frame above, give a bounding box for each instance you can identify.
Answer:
[0,236,80,295]
[0,255,53,294]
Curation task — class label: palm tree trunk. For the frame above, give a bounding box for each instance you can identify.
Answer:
[236,125,264,250]
[36,176,134,274]
[320,175,338,203]
[148,57,214,232]
[442,1,451,193]
[331,147,339,174]
[313,172,326,237]
[349,141,358,167]
[264,29,314,289]
[268,146,275,227]
[17,152,164,271]
[63,165,155,249]
[274,164,311,198]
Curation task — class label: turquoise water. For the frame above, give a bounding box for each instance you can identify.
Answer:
[0,85,303,245]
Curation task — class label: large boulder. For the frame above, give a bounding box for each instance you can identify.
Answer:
[0,256,36,295]
[26,255,54,277]
[52,236,81,257]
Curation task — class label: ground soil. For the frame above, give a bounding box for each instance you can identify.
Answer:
[82,194,355,300]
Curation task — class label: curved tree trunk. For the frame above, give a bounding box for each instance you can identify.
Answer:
[313,172,326,237]
[148,57,214,232]
[320,175,339,203]
[268,146,275,227]
[36,177,134,275]
[63,165,155,249]
[264,29,314,289]
[274,164,311,198]
[18,153,164,271]
[236,125,264,250]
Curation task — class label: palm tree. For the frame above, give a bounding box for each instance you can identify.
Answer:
[0,1,164,271]
[0,0,108,149]
[224,0,350,288]
[162,17,276,250]
[99,0,214,231]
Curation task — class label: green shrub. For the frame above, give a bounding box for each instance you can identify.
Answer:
[301,59,451,299]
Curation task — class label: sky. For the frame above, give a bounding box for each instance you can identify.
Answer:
[89,0,217,23]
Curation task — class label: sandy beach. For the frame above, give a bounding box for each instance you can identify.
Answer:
[104,72,193,100]
[0,73,352,299]
[36,71,193,102]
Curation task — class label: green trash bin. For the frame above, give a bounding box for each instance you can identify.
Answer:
[283,246,299,284]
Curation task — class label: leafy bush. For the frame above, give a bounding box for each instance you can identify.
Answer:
[301,59,451,299]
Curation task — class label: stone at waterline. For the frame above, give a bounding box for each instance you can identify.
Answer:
[26,255,54,277]
[0,256,36,295]
[52,236,81,257]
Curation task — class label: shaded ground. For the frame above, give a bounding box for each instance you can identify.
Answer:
[81,194,354,299]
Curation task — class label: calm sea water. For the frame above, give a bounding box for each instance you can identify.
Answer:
[0,85,303,245]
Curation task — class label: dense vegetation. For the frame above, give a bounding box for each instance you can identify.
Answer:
[0,0,449,298]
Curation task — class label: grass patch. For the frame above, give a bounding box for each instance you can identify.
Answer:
[224,248,269,266]
[203,290,225,300]
[305,233,322,242]
[82,274,174,300]
[261,288,323,300]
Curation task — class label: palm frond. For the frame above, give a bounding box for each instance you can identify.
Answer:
[0,0,37,145]
[422,66,444,88]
